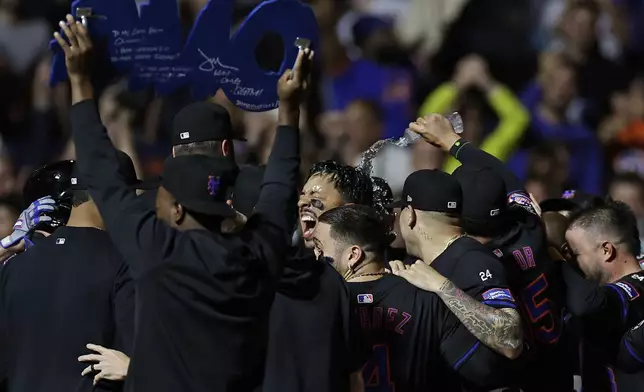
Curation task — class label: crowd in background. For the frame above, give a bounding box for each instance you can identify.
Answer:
[1,0,644,242]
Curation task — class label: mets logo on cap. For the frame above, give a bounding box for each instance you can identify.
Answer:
[207,176,221,196]
[562,189,576,199]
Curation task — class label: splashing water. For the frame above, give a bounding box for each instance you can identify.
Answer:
[356,112,463,176]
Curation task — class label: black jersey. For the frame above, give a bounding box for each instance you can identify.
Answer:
[349,275,508,392]
[432,236,518,311]
[488,192,571,391]
[564,266,644,391]
[617,319,644,373]
[492,192,567,345]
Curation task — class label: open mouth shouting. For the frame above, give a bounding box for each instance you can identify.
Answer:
[300,208,318,240]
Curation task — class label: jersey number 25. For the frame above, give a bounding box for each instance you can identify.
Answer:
[521,273,562,344]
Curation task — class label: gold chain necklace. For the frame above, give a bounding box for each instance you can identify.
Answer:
[346,271,387,281]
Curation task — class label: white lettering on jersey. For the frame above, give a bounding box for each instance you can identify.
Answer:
[479,269,492,281]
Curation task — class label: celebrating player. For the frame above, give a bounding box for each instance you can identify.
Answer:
[408,113,572,390]
[314,204,512,390]
[564,200,644,390]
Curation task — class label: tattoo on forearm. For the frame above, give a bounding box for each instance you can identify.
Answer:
[437,280,522,354]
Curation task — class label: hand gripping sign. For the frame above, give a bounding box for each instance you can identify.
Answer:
[49,0,319,112]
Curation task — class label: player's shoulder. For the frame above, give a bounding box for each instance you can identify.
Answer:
[454,236,506,271]
[610,273,644,302]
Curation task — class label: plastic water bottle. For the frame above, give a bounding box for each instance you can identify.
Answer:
[399,112,464,147]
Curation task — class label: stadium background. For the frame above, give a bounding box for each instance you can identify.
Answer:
[0,0,643,271]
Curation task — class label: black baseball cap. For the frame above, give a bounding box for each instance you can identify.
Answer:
[452,166,506,220]
[71,151,157,190]
[231,165,266,217]
[386,169,462,213]
[161,155,239,217]
[540,189,603,213]
[172,102,245,146]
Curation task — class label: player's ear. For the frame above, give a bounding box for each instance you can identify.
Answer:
[222,140,232,156]
[603,241,617,262]
[347,245,363,270]
[407,206,417,229]
[174,203,186,226]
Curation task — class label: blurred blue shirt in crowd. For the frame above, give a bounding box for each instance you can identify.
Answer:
[322,58,413,139]
[507,82,603,195]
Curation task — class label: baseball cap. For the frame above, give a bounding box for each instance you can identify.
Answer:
[452,166,506,220]
[161,155,239,217]
[540,189,603,213]
[231,165,266,217]
[70,151,156,190]
[172,102,245,146]
[386,169,462,214]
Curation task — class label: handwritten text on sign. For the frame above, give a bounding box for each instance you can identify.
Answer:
[49,0,319,112]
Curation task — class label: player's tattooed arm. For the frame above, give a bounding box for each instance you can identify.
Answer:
[436,279,523,359]
[389,260,523,359]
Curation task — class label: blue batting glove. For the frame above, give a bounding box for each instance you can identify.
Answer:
[1,196,56,249]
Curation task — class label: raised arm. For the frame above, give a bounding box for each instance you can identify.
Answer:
[252,49,312,237]
[54,15,175,278]
[241,49,313,279]
[409,114,526,194]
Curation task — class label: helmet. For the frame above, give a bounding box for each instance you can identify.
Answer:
[22,160,75,233]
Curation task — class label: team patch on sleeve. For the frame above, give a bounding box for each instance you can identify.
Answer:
[482,288,515,302]
[615,281,640,301]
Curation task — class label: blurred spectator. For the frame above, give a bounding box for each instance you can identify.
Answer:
[608,172,644,250]
[527,141,571,195]
[0,154,16,197]
[511,54,603,194]
[394,0,469,61]
[419,54,529,174]
[535,0,629,59]
[551,0,631,126]
[0,0,50,75]
[314,1,414,139]
[0,195,20,239]
[600,75,644,148]
[525,175,557,203]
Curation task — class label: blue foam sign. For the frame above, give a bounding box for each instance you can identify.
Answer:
[50,0,319,112]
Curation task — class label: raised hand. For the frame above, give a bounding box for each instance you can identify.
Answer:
[1,196,56,249]
[408,114,461,151]
[52,14,93,82]
[277,48,315,109]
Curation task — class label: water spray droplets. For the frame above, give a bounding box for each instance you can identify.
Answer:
[356,112,463,176]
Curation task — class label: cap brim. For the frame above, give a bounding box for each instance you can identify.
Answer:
[180,200,237,217]
[134,177,160,190]
[70,178,161,191]
[539,198,579,213]
[384,200,408,209]
[172,136,247,146]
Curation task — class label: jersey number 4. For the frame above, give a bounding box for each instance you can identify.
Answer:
[364,345,395,392]
[521,273,562,344]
